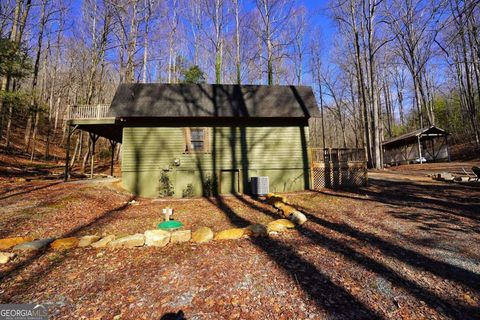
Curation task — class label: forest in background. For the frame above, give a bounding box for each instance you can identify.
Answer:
[0,0,479,169]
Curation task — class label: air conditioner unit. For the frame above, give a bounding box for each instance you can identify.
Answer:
[251,176,269,196]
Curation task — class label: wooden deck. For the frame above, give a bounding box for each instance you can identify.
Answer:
[310,148,368,189]
[67,104,110,120]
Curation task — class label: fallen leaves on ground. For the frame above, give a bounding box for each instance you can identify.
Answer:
[0,165,479,319]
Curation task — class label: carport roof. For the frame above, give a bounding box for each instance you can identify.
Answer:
[383,126,449,148]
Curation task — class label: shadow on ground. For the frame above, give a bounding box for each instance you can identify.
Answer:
[1,175,479,319]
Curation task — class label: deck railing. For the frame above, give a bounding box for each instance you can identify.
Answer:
[310,148,366,163]
[67,104,110,120]
[310,148,367,189]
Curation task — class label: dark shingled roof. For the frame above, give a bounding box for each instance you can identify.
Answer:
[108,83,319,118]
[383,126,449,148]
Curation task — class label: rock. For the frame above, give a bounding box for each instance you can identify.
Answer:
[91,235,115,248]
[128,199,140,206]
[0,252,16,264]
[191,227,214,243]
[272,201,286,209]
[289,212,307,225]
[438,172,454,181]
[244,224,268,237]
[171,230,191,243]
[272,219,295,228]
[280,205,300,217]
[144,230,170,247]
[0,236,35,250]
[12,238,55,251]
[51,237,79,250]
[267,219,295,233]
[108,234,145,248]
[266,193,287,204]
[214,228,245,240]
[78,235,101,247]
[115,232,130,239]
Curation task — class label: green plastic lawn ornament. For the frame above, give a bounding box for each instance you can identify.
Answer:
[157,220,183,230]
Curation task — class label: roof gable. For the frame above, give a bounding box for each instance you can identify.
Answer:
[108,83,319,118]
[383,126,449,147]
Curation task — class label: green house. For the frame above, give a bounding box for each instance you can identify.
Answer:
[66,84,319,198]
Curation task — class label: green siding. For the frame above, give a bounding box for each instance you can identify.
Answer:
[121,126,310,197]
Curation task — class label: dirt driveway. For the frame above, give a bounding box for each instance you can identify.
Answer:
[0,169,479,319]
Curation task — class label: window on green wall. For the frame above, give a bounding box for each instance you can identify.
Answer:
[184,128,210,153]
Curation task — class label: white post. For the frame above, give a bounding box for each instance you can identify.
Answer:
[417,135,423,164]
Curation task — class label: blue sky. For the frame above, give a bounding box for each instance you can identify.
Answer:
[69,0,337,87]
[303,0,335,43]
[69,0,337,54]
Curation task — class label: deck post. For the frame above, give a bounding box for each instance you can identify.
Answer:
[109,139,117,177]
[308,147,313,190]
[432,138,436,161]
[417,135,423,164]
[89,133,99,179]
[445,135,451,162]
[64,125,71,182]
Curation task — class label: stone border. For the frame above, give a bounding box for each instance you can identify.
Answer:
[265,193,308,225]
[0,193,307,263]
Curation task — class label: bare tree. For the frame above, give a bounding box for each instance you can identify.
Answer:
[386,0,444,128]
[255,0,293,85]
[391,62,407,126]
[2,0,479,168]
[25,0,48,153]
[233,0,242,84]
[167,0,178,83]
[0,0,31,141]
[310,37,326,148]
[142,0,153,83]
[323,68,348,147]
[125,0,140,83]
[441,0,480,144]
[185,0,203,66]
[290,6,307,85]
[86,0,112,104]
[201,0,226,84]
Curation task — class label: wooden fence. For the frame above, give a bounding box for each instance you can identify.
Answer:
[310,148,367,189]
[67,104,110,120]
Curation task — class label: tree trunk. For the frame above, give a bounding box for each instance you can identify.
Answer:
[167,0,178,84]
[46,25,62,159]
[125,0,139,83]
[365,0,382,169]
[0,0,30,141]
[25,0,46,152]
[214,0,223,84]
[142,0,151,83]
[260,0,273,85]
[70,132,80,167]
[81,138,91,173]
[350,0,372,167]
[30,110,40,161]
[4,79,17,147]
[234,0,241,84]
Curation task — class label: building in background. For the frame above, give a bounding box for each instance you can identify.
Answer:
[383,126,450,166]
